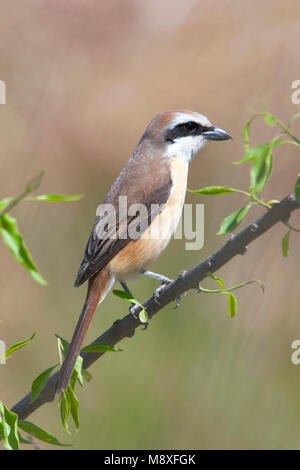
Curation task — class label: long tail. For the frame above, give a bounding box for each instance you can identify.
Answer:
[55,269,112,394]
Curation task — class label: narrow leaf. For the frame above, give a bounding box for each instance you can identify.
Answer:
[66,386,80,431]
[282,231,290,257]
[295,174,300,202]
[0,402,19,450]
[113,289,136,302]
[266,200,280,205]
[188,186,247,196]
[250,145,273,192]
[0,213,47,285]
[0,197,12,212]
[81,342,121,353]
[234,140,284,165]
[55,334,83,388]
[243,116,256,152]
[60,391,71,434]
[4,331,35,360]
[218,204,252,235]
[72,355,83,388]
[18,420,70,446]
[206,272,225,288]
[56,337,64,366]
[31,364,58,403]
[225,292,238,318]
[82,369,93,383]
[55,334,70,356]
[26,193,84,202]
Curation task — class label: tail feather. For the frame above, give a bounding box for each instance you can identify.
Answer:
[55,269,111,394]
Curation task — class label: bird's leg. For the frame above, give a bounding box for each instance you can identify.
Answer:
[140,270,186,308]
[120,280,134,297]
[120,281,144,321]
[140,270,176,305]
[140,270,173,284]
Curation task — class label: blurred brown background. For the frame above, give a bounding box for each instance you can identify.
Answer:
[1,0,300,450]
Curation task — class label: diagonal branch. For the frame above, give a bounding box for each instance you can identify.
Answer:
[11,193,299,420]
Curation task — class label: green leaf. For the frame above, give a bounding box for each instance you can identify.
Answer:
[0,402,19,450]
[188,186,249,196]
[0,213,47,285]
[66,386,80,431]
[217,204,252,235]
[250,145,273,192]
[26,193,84,202]
[31,364,58,403]
[206,272,225,288]
[71,355,83,388]
[0,428,31,445]
[243,116,256,152]
[81,342,121,353]
[139,309,148,323]
[60,391,71,434]
[225,292,238,318]
[18,419,70,446]
[282,231,290,257]
[82,369,93,383]
[235,142,270,165]
[55,334,70,355]
[266,199,280,205]
[234,140,284,166]
[113,289,135,301]
[55,334,69,365]
[295,174,300,202]
[113,289,148,324]
[0,197,12,212]
[264,113,277,126]
[3,331,35,360]
[55,334,83,388]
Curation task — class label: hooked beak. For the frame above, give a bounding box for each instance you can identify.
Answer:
[203,126,232,141]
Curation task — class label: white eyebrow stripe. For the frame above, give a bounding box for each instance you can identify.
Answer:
[170,112,212,129]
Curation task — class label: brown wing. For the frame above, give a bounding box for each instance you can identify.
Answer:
[74,133,173,287]
[74,180,172,287]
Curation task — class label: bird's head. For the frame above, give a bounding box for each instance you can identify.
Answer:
[143,109,231,163]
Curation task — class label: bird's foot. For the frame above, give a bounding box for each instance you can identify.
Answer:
[173,291,187,309]
[153,279,173,305]
[129,303,149,329]
[129,303,140,319]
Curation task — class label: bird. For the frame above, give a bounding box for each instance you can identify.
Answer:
[55,109,231,393]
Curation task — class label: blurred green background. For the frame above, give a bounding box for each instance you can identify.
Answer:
[1,0,300,450]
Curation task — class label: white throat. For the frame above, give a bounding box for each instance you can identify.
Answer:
[165,135,207,163]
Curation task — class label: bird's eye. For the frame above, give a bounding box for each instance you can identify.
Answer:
[184,121,198,133]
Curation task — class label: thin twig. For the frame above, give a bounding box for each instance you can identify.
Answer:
[0,170,45,216]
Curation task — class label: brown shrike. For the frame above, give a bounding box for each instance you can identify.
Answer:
[55,109,231,393]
